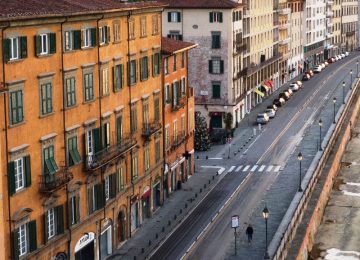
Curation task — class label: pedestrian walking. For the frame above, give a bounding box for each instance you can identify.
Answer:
[246,224,254,244]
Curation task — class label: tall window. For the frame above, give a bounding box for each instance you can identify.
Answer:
[14,158,24,191]
[165,126,170,150]
[102,68,109,96]
[164,57,169,75]
[69,195,80,226]
[212,81,221,99]
[105,176,110,201]
[81,28,96,48]
[43,145,58,175]
[117,164,125,192]
[140,56,149,81]
[13,221,37,258]
[131,153,138,180]
[181,115,185,137]
[154,96,160,122]
[129,18,135,40]
[155,139,160,163]
[113,64,124,91]
[64,31,73,51]
[35,33,55,56]
[40,34,48,55]
[181,52,185,68]
[173,120,178,142]
[142,102,150,128]
[113,21,121,42]
[8,156,31,195]
[40,82,53,115]
[47,208,55,239]
[129,60,137,85]
[116,116,123,144]
[18,224,27,256]
[102,122,110,148]
[181,77,186,97]
[152,15,159,35]
[84,72,94,102]
[140,16,147,37]
[99,26,110,45]
[211,32,221,49]
[68,136,81,166]
[168,12,181,22]
[10,90,24,125]
[173,54,177,72]
[209,12,223,23]
[165,84,170,104]
[10,37,19,60]
[65,77,76,107]
[131,104,137,133]
[144,145,150,171]
[4,36,27,62]
[44,205,64,241]
[152,53,161,76]
[88,183,104,214]
[209,58,224,74]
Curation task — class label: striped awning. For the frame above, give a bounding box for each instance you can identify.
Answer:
[255,88,265,97]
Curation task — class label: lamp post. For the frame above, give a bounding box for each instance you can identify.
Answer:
[262,207,270,259]
[231,215,239,256]
[319,119,323,151]
[342,81,345,104]
[350,70,353,89]
[333,97,337,124]
[357,60,359,77]
[227,139,232,159]
[298,152,303,192]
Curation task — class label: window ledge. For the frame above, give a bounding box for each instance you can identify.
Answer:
[39,111,55,119]
[12,186,29,196]
[8,120,26,129]
[81,46,96,51]
[36,53,55,58]
[101,93,110,98]
[6,58,25,64]
[63,104,78,111]
[140,35,148,38]
[82,99,95,105]
[113,40,121,44]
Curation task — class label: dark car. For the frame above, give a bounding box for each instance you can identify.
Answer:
[210,128,228,144]
[305,70,314,77]
[273,98,285,107]
[267,104,278,111]
[279,91,290,101]
[302,74,310,81]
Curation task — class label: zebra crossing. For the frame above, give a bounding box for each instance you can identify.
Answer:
[227,164,281,173]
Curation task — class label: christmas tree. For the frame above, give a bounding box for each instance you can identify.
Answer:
[195,112,211,151]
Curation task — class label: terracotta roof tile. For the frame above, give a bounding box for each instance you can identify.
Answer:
[0,0,166,21]
[161,37,197,54]
[158,0,242,9]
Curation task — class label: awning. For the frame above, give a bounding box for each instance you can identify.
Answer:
[142,189,151,199]
[254,88,265,97]
[260,85,269,92]
[265,80,273,87]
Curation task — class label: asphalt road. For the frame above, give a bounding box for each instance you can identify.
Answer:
[147,52,360,260]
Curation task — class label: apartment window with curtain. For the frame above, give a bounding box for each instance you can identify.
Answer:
[102,67,109,96]
[131,103,137,133]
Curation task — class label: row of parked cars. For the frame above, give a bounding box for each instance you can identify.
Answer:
[257,51,350,125]
[256,80,304,124]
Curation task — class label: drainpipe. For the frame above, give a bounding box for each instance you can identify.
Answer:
[184,49,189,180]
[126,10,135,238]
[59,16,71,258]
[2,21,11,260]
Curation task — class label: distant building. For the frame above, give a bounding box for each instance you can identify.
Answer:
[161,37,197,198]
[332,0,342,56]
[341,0,358,52]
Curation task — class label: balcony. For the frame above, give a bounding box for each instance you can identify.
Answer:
[171,134,186,150]
[233,68,248,80]
[326,11,334,17]
[86,134,136,171]
[279,23,290,30]
[142,121,162,139]
[279,37,291,45]
[39,167,73,193]
[235,43,247,53]
[171,98,186,111]
[246,54,281,76]
[278,8,291,15]
[244,9,250,18]
[346,31,355,37]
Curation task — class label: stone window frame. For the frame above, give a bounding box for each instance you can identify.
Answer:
[65,124,81,167]
[152,14,159,35]
[82,63,95,103]
[40,133,58,175]
[113,20,121,43]
[100,60,110,97]
[64,68,78,109]
[7,79,25,127]
[38,72,55,117]
[140,16,147,38]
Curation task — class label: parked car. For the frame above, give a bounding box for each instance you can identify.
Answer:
[273,97,286,107]
[295,80,303,88]
[337,55,342,60]
[267,104,278,111]
[287,88,293,96]
[327,57,335,63]
[289,83,299,92]
[265,108,276,118]
[279,91,290,101]
[306,70,314,77]
[341,53,345,58]
[345,51,349,56]
[313,66,322,73]
[302,73,310,81]
[210,128,228,144]
[256,113,270,124]
[324,61,329,67]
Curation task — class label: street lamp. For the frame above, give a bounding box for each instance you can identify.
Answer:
[262,206,270,259]
[357,60,359,77]
[342,81,345,104]
[333,97,337,124]
[350,70,353,89]
[297,152,303,192]
[319,119,323,151]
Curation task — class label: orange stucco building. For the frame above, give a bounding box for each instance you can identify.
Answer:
[161,37,196,197]
[0,1,173,259]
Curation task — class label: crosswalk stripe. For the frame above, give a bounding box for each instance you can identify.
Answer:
[228,166,236,173]
[235,165,243,172]
[250,165,258,171]
[258,165,266,172]
[274,166,281,172]
[266,165,273,172]
[243,165,250,172]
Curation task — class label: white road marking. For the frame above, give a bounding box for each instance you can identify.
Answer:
[243,165,250,172]
[228,166,236,173]
[258,165,266,172]
[209,157,223,160]
[250,165,258,172]
[235,165,243,172]
[274,165,281,172]
[267,165,273,172]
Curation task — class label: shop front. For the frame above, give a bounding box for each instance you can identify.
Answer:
[75,232,95,260]
[99,219,113,260]
[130,197,139,233]
[117,208,127,244]
[141,186,151,221]
[152,178,161,210]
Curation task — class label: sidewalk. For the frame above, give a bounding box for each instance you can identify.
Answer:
[110,166,220,260]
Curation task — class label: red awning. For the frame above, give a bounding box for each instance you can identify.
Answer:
[142,189,151,199]
[265,80,273,88]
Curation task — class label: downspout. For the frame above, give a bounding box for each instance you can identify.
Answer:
[60,16,70,258]
[2,21,11,260]
[126,10,135,238]
[184,49,189,179]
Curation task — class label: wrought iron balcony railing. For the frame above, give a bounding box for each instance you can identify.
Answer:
[39,167,73,193]
[142,121,162,139]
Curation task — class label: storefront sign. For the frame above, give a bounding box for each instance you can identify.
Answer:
[75,232,95,252]
[231,215,239,228]
[200,90,208,96]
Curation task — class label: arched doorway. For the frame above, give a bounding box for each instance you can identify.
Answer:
[117,210,126,243]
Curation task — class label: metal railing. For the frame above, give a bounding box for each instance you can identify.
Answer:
[142,121,162,138]
[39,167,73,193]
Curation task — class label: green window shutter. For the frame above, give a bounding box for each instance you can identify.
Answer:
[168,12,171,22]
[49,33,56,54]
[3,38,10,62]
[120,64,124,88]
[20,36,27,59]
[28,220,37,252]
[12,229,20,260]
[34,35,41,56]
[208,60,213,73]
[56,205,64,235]
[73,30,81,50]
[8,161,15,196]
[209,12,213,23]
[116,116,122,143]
[177,12,181,22]
[76,195,80,222]
[92,128,101,153]
[152,54,155,76]
[90,28,97,47]
[110,174,117,199]
[106,26,111,43]
[95,183,104,210]
[220,60,224,73]
[219,12,223,23]
[87,188,94,214]
[43,213,48,244]
[24,155,31,187]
